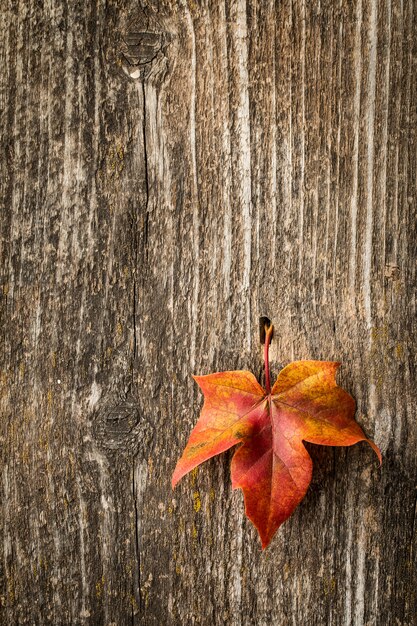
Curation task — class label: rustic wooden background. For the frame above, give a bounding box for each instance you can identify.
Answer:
[1,1,416,624]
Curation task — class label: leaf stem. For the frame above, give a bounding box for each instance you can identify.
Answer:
[264,323,274,394]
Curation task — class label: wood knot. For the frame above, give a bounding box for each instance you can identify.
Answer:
[94,394,152,455]
[121,24,172,83]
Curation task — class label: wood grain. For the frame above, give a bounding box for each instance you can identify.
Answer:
[0,0,416,624]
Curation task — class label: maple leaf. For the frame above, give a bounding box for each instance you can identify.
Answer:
[172,325,381,549]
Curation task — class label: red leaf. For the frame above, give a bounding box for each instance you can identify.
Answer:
[172,325,381,548]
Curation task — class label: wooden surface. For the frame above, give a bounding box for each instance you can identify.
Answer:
[1,1,416,624]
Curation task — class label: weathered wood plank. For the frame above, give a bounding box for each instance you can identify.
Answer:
[1,0,416,624]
